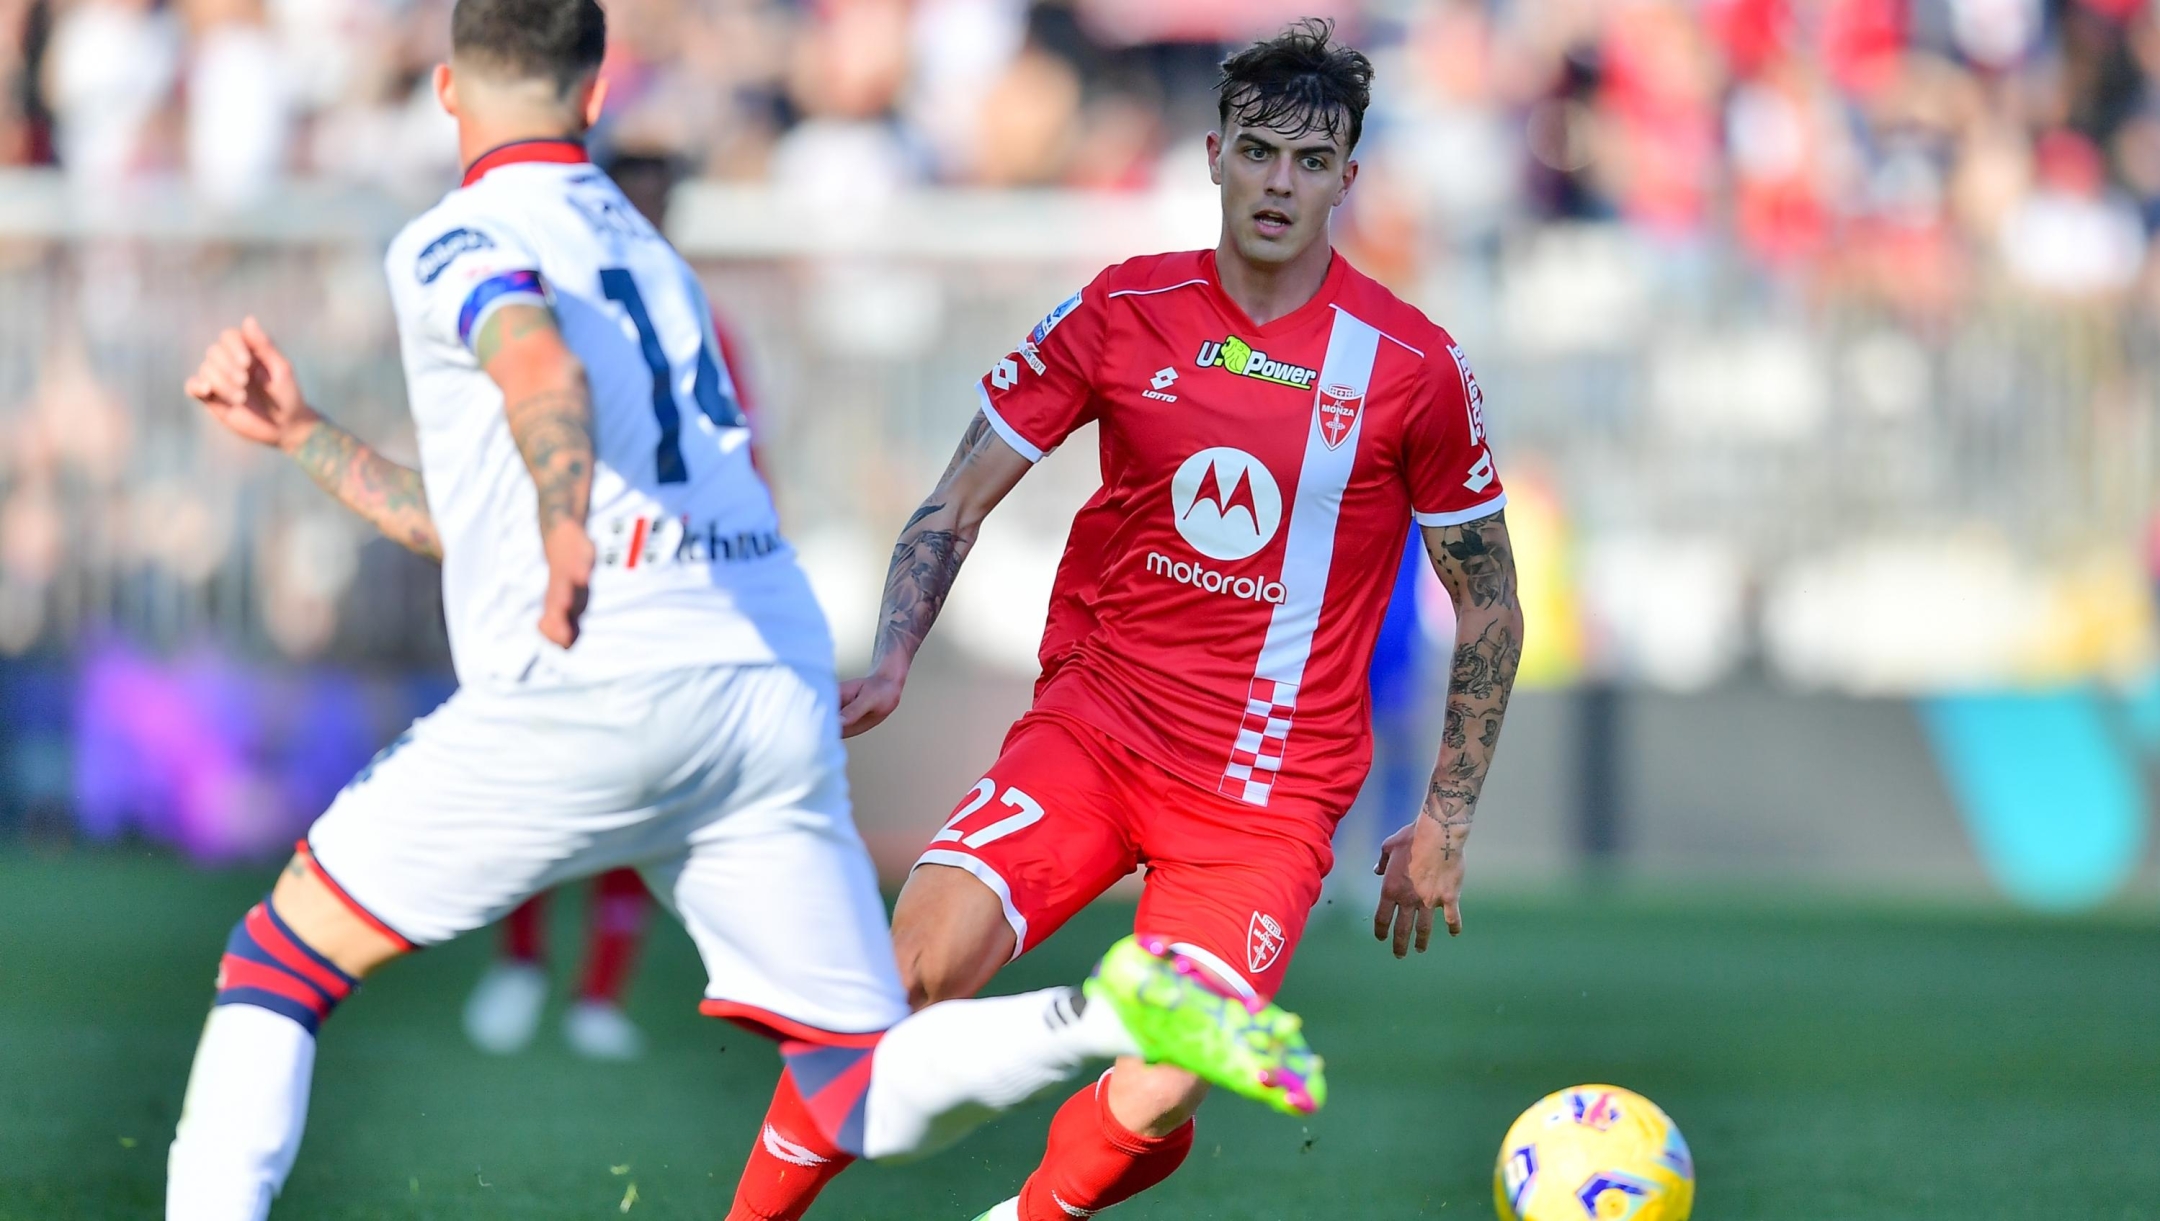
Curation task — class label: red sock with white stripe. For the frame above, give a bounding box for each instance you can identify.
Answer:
[726,1070,855,1221]
[1016,1078,1194,1221]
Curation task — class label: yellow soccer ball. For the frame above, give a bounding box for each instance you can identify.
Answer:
[1493,1085,1694,1221]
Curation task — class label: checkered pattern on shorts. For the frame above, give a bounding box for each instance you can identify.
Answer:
[1218,678,1297,807]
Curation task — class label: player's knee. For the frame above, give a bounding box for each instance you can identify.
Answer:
[894,935,997,1009]
[212,900,360,1035]
[267,853,409,977]
[891,866,1015,1008]
[1105,1059,1209,1137]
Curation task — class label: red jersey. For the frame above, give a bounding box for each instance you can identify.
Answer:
[978,250,1505,818]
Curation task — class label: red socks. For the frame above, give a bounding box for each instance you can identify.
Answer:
[502,892,548,964]
[578,868,649,1002]
[726,1069,856,1221]
[1017,1078,1194,1221]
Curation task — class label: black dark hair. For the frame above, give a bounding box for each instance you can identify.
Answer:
[451,0,606,96]
[1217,18,1374,152]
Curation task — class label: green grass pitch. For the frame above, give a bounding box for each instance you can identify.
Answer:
[1,853,2154,1219]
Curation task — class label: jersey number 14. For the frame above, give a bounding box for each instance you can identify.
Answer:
[600,268,745,484]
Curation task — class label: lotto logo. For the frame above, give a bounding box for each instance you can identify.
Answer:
[1170,447,1282,561]
[1464,449,1496,493]
[989,358,1020,390]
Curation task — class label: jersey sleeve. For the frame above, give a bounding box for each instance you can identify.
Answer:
[974,276,1109,462]
[1405,340,1507,527]
[400,219,552,355]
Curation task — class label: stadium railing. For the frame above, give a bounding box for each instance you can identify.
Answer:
[0,170,2151,693]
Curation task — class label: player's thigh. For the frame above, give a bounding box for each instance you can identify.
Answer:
[896,716,1138,997]
[646,663,911,1037]
[303,682,655,949]
[1134,809,1333,1003]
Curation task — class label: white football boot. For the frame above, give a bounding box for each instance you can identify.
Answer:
[463,961,547,1055]
[564,999,645,1061]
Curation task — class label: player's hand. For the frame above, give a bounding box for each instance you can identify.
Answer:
[183,316,321,450]
[838,667,905,738]
[539,519,593,649]
[1372,813,1467,958]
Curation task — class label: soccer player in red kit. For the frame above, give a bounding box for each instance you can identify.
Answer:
[722,20,1523,1221]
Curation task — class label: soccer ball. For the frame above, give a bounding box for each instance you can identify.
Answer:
[1493,1085,1694,1221]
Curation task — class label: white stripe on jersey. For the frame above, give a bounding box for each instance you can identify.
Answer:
[1217,307,1382,807]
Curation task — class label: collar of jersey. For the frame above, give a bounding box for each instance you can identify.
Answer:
[1200,247,1347,339]
[461,138,589,187]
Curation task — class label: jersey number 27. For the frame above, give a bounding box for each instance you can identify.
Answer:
[599,268,744,484]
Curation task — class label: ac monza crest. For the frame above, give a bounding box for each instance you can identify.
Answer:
[1315,384,1363,450]
[1247,911,1287,975]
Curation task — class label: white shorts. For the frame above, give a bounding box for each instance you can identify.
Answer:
[305,662,910,1037]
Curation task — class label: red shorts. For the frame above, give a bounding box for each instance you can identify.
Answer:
[913,711,1336,1001]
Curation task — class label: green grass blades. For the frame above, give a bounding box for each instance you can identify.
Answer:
[1,855,2156,1219]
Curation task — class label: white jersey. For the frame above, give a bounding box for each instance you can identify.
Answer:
[383,141,832,688]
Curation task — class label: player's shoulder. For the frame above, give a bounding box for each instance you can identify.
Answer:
[388,189,529,293]
[1087,249,1213,305]
[1333,257,1457,366]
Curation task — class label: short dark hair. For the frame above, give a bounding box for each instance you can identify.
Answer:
[1217,19,1374,153]
[451,0,606,96]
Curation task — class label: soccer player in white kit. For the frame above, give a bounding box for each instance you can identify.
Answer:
[164,1,1322,1217]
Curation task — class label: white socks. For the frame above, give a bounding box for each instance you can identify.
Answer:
[163,983,1142,1204]
[166,1005,317,1221]
[861,985,1137,1161]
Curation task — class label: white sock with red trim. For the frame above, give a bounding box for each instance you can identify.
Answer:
[166,1004,317,1221]
[860,986,1136,1161]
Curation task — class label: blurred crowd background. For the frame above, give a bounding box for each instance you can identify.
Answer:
[3,0,2160,274]
[1,0,2157,907]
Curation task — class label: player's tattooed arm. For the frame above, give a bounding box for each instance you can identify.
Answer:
[478,302,597,649]
[1422,510,1523,857]
[1374,509,1521,955]
[285,419,443,561]
[182,315,442,560]
[480,304,594,537]
[842,411,1031,736]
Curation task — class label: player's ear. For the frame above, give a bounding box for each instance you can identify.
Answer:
[1336,156,1358,206]
[1206,130,1224,186]
[577,70,609,128]
[434,63,458,119]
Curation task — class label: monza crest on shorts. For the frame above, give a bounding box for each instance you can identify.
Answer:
[1315,384,1363,450]
[1248,910,1287,974]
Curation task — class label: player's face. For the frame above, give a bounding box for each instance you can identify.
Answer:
[1208,115,1358,269]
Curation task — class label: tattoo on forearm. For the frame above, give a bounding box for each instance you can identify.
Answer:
[1421,510,1524,859]
[505,388,594,535]
[287,419,442,560]
[868,411,1000,668]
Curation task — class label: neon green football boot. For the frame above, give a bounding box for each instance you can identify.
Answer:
[1081,934,1325,1117]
